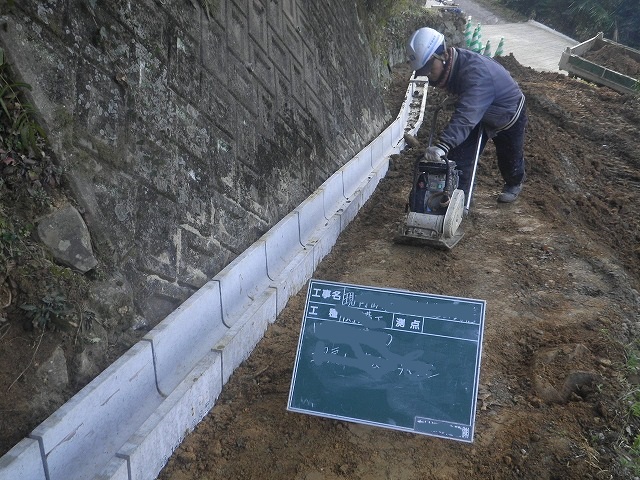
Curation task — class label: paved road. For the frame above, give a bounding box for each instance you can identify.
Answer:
[481,21,578,72]
[427,0,580,72]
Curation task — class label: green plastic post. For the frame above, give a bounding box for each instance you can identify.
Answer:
[471,24,480,45]
[495,37,505,57]
[465,17,473,47]
[483,40,492,56]
[472,24,483,52]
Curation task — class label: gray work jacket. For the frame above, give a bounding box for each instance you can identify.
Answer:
[437,48,525,152]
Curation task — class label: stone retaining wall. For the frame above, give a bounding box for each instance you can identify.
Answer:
[0,0,391,324]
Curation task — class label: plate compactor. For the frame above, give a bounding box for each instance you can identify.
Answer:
[395,102,482,250]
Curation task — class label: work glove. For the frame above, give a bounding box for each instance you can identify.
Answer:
[424,146,446,162]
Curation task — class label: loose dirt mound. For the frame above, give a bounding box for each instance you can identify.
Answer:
[582,43,640,78]
[158,56,640,479]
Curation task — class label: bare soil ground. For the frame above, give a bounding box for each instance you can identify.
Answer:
[157,57,640,479]
[2,7,640,478]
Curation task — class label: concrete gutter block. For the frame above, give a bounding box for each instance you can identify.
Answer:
[270,246,315,314]
[412,89,428,132]
[93,457,129,480]
[395,138,407,154]
[340,190,364,232]
[379,125,391,152]
[30,342,162,480]
[213,242,269,327]
[296,190,326,245]
[0,438,46,480]
[368,168,383,188]
[310,213,342,269]
[370,136,385,165]
[360,172,382,201]
[342,153,371,200]
[143,281,227,396]
[214,289,277,384]
[400,84,413,118]
[321,173,346,219]
[373,153,391,178]
[264,212,304,281]
[379,123,394,155]
[116,351,222,480]
[391,121,403,148]
[397,102,408,122]
[359,144,373,168]
[390,143,403,157]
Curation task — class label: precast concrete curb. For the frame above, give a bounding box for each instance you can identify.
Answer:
[0,79,429,480]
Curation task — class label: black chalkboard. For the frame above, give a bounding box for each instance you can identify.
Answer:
[287,279,486,442]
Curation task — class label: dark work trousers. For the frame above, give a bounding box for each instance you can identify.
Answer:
[448,103,528,200]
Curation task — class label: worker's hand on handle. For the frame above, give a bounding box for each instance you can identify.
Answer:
[424,146,446,162]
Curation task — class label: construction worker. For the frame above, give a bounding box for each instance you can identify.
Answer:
[406,27,527,203]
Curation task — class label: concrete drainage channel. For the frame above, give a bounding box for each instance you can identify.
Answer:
[0,78,428,480]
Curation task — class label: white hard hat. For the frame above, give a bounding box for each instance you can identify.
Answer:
[406,28,445,71]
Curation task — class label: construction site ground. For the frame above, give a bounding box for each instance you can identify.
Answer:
[157,55,640,479]
[2,4,640,479]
